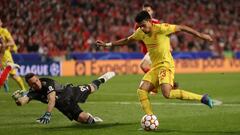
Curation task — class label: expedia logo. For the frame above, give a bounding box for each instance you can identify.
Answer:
[75,61,86,75]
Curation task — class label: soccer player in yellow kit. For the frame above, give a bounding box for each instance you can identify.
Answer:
[0,19,26,91]
[96,11,214,115]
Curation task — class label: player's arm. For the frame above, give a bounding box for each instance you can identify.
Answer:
[96,29,142,47]
[5,38,15,47]
[15,96,30,106]
[12,90,30,106]
[36,87,56,124]
[4,30,15,47]
[96,37,135,47]
[175,25,213,42]
[46,91,56,113]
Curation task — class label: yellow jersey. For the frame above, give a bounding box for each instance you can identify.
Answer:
[0,27,14,51]
[128,23,176,69]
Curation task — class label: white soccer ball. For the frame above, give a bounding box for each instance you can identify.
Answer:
[141,114,159,131]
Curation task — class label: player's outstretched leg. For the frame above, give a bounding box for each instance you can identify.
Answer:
[87,113,103,123]
[12,75,26,90]
[90,71,116,92]
[201,94,213,108]
[77,112,103,124]
[161,84,213,108]
[98,71,116,83]
[7,62,20,69]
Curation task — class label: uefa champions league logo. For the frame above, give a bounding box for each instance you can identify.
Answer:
[49,63,60,76]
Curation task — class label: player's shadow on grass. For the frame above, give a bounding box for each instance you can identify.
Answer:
[152,129,240,134]
[46,122,138,130]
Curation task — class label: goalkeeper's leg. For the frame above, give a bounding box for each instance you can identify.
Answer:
[77,112,103,124]
[89,71,116,93]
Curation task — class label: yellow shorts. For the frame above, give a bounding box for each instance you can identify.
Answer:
[1,50,17,75]
[142,67,175,89]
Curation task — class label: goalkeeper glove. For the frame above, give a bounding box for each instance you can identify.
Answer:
[12,90,26,101]
[36,112,51,124]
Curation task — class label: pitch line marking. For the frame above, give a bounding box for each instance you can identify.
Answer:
[86,100,240,107]
[2,99,236,106]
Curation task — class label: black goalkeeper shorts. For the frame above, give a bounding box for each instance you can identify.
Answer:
[55,84,91,121]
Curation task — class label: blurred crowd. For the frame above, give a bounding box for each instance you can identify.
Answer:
[0,0,239,57]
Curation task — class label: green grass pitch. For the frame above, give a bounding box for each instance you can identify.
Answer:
[0,73,240,135]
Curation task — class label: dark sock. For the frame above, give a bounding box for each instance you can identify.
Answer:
[91,79,104,89]
[99,78,105,83]
[87,116,95,124]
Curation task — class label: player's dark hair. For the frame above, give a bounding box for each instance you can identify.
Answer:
[25,73,36,83]
[143,2,153,9]
[135,11,151,23]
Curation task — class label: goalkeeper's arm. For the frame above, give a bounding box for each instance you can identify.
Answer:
[15,96,30,106]
[12,90,30,106]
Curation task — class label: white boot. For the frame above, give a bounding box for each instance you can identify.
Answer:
[7,62,20,69]
[87,113,103,123]
[98,71,116,82]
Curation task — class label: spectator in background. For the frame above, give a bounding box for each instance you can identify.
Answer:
[0,0,239,58]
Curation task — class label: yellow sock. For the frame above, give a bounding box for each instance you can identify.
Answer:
[169,89,203,101]
[14,76,26,90]
[137,89,153,115]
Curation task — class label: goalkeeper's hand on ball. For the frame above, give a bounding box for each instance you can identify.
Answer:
[36,112,51,124]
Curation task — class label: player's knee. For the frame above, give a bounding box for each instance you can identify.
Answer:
[161,84,172,99]
[139,81,155,92]
[162,91,171,99]
[77,112,95,124]
[77,112,88,123]
[88,84,97,92]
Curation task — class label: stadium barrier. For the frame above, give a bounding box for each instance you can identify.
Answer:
[17,62,61,76]
[175,59,240,73]
[16,59,240,76]
[60,59,240,76]
[13,51,230,62]
[61,60,142,76]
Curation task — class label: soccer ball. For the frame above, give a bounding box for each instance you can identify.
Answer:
[141,114,159,131]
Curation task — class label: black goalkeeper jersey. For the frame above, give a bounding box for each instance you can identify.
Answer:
[26,77,92,121]
[27,78,64,104]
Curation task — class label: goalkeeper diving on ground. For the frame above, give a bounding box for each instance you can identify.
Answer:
[12,71,116,124]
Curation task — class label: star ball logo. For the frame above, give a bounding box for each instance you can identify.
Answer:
[49,63,60,76]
